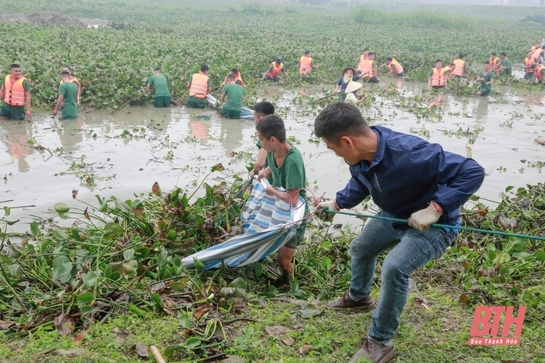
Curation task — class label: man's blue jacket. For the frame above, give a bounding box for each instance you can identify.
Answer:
[335,126,485,226]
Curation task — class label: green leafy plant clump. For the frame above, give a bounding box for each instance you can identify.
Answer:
[0,0,541,109]
[1,177,544,361]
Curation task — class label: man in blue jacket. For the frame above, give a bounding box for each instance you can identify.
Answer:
[313,102,485,363]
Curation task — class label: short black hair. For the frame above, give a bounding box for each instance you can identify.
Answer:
[368,52,375,56]
[500,52,507,57]
[491,52,497,56]
[154,68,161,72]
[450,63,456,67]
[10,64,20,69]
[231,68,239,74]
[256,115,286,143]
[484,61,490,65]
[386,57,393,61]
[61,71,70,76]
[363,48,369,52]
[200,64,209,72]
[458,54,464,59]
[314,102,369,145]
[275,58,282,64]
[304,50,311,55]
[226,74,236,81]
[253,101,275,116]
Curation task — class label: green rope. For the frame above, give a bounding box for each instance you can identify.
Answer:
[325,209,545,242]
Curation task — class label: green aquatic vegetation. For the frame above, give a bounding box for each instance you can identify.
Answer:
[1,175,545,360]
[0,0,541,109]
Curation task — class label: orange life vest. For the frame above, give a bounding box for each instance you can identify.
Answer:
[532,48,543,60]
[360,60,375,78]
[453,59,465,76]
[525,57,536,73]
[358,54,369,71]
[60,76,81,92]
[267,62,283,78]
[388,59,403,74]
[430,68,445,87]
[443,66,454,78]
[489,58,501,74]
[299,56,312,73]
[4,75,28,107]
[189,74,209,98]
[534,65,545,82]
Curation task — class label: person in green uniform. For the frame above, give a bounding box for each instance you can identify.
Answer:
[220,74,244,119]
[146,68,172,107]
[477,62,494,97]
[53,71,78,119]
[249,101,275,177]
[498,52,512,76]
[0,64,32,120]
[256,115,307,287]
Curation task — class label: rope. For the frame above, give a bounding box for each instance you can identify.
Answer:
[324,209,545,241]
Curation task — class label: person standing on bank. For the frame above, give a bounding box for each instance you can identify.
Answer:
[313,102,485,363]
[186,64,210,108]
[256,115,307,287]
[53,71,79,119]
[249,101,275,177]
[146,68,172,108]
[0,64,32,120]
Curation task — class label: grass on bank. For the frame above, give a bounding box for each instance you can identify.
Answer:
[0,283,542,363]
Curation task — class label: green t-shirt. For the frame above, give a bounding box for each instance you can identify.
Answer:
[148,74,171,97]
[222,84,244,111]
[265,147,306,200]
[58,82,78,118]
[500,58,512,75]
[479,71,494,92]
[22,80,30,92]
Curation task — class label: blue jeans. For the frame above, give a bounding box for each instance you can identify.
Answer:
[348,216,455,344]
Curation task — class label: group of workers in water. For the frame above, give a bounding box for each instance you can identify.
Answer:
[1,41,544,121]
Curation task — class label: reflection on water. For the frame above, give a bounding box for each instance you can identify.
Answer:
[0,121,33,173]
[1,83,545,231]
[472,98,490,124]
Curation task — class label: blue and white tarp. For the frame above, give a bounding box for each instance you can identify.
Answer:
[181,179,306,269]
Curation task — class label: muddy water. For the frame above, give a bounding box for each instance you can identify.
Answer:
[1,80,544,232]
